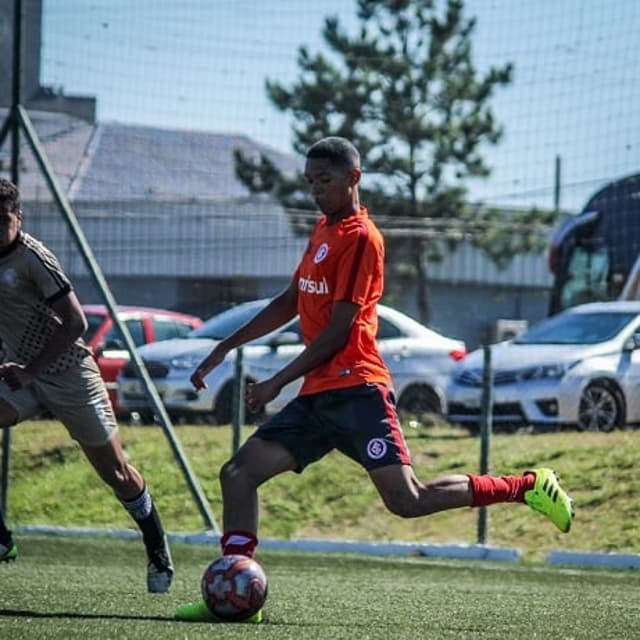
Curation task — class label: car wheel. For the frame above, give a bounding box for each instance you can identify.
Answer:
[577,381,623,432]
[397,385,442,426]
[214,380,265,426]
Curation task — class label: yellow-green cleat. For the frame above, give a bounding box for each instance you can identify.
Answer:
[174,600,263,624]
[0,541,17,563]
[524,468,574,533]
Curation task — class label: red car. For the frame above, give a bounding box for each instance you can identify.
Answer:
[82,305,203,417]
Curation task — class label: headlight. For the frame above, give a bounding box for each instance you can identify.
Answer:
[169,355,203,370]
[520,361,579,380]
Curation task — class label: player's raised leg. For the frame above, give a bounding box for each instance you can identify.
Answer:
[370,464,574,532]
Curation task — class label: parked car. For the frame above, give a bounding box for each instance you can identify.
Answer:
[117,299,466,425]
[83,305,203,416]
[447,301,640,433]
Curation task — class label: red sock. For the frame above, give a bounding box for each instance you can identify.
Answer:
[468,473,535,507]
[220,530,258,558]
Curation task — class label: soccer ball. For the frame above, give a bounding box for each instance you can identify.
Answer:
[201,554,268,621]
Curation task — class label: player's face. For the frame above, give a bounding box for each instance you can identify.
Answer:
[304,157,359,217]
[0,204,22,247]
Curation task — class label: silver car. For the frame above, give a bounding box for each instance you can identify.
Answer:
[117,299,466,425]
[446,301,640,433]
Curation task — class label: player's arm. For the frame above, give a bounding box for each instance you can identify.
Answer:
[221,280,298,353]
[26,291,87,376]
[191,279,299,390]
[246,300,359,412]
[0,291,87,390]
[268,300,357,387]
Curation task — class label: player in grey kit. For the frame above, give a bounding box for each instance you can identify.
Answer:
[0,178,173,593]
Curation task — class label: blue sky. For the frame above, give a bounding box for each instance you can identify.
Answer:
[41,0,640,211]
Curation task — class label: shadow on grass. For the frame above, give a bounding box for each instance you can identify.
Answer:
[0,608,409,629]
[0,608,171,623]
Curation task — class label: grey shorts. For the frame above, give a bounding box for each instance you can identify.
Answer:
[0,355,118,446]
[253,383,412,473]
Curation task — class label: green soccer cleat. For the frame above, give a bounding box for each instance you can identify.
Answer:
[174,600,263,624]
[0,540,18,563]
[524,468,574,533]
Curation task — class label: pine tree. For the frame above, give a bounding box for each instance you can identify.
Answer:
[236,0,556,322]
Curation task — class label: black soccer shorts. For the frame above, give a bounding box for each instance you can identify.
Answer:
[252,383,412,472]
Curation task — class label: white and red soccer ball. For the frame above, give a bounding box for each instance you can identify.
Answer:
[201,554,268,621]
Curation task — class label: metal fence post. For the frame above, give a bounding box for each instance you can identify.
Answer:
[477,344,493,544]
[232,347,245,454]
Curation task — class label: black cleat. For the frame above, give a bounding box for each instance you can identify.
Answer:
[146,536,174,593]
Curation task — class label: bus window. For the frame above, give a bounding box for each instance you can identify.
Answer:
[548,172,640,316]
[559,242,610,311]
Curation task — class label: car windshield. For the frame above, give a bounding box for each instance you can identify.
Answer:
[513,311,636,345]
[188,301,268,339]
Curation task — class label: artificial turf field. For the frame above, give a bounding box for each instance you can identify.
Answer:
[0,535,638,639]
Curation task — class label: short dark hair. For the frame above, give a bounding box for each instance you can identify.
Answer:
[0,178,20,214]
[306,137,360,170]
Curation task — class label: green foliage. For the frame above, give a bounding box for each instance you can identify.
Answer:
[462,205,561,268]
[239,0,513,202]
[1,536,639,639]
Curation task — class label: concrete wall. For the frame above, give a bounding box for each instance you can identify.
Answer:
[388,279,550,350]
[73,274,293,321]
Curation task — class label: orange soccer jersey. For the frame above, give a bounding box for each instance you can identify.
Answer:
[294,205,392,395]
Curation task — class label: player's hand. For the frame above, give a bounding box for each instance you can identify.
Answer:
[246,378,281,413]
[0,362,33,391]
[190,349,227,391]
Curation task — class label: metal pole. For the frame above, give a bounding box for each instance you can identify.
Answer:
[1,0,24,521]
[232,347,245,454]
[17,105,219,533]
[0,114,14,149]
[554,155,561,213]
[10,0,21,184]
[477,344,493,544]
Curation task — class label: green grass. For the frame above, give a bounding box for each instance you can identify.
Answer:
[1,535,639,639]
[4,419,640,563]
[2,421,640,638]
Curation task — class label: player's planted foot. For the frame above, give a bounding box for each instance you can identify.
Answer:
[0,540,17,563]
[524,468,574,533]
[174,600,263,624]
[146,536,174,593]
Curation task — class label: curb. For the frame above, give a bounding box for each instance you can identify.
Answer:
[546,550,640,570]
[17,525,640,569]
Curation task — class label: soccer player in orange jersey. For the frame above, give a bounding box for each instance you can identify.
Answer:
[176,137,574,623]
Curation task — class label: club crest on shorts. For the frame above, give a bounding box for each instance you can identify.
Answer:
[366,438,387,460]
[313,242,329,264]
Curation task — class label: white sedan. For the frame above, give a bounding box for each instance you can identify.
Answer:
[117,299,466,426]
[446,301,640,433]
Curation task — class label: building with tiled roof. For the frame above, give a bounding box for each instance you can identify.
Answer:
[0,107,306,318]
